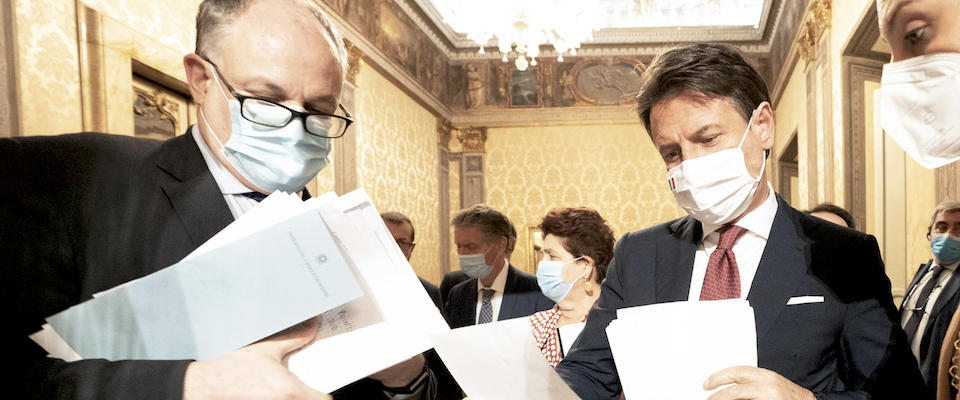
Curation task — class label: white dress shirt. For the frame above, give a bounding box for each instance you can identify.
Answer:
[475,261,508,324]
[191,126,260,218]
[900,260,960,357]
[688,185,779,300]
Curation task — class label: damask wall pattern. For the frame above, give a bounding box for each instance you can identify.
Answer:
[354,61,443,285]
[83,0,200,55]
[16,0,202,136]
[16,0,84,135]
[485,123,686,274]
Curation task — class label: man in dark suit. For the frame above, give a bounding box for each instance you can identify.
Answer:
[443,204,553,328]
[2,1,426,398]
[556,44,924,399]
[900,202,960,398]
[440,231,515,305]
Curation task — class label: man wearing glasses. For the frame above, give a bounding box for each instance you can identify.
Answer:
[0,0,429,399]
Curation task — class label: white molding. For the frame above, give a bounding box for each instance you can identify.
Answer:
[450,105,641,128]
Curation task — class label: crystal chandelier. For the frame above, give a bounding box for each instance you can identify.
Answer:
[436,1,603,71]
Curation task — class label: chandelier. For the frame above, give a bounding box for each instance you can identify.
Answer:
[436,1,603,71]
[433,0,767,71]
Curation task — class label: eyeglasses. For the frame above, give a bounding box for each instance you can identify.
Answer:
[202,57,353,138]
[395,239,416,252]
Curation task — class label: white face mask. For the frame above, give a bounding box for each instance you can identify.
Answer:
[879,52,960,169]
[666,113,764,226]
[200,69,331,193]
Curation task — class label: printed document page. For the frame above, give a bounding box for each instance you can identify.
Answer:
[288,189,450,393]
[607,300,757,400]
[430,317,579,400]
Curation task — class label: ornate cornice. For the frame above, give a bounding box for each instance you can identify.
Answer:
[437,117,454,147]
[456,126,487,153]
[344,40,364,86]
[797,0,832,63]
[409,0,777,56]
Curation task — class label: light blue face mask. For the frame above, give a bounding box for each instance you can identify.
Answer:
[932,234,960,265]
[201,70,331,193]
[536,257,585,303]
[460,249,494,279]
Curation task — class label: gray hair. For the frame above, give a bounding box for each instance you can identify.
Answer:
[452,204,516,245]
[195,0,348,78]
[928,201,960,237]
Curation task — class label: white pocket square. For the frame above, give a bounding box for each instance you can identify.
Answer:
[787,296,824,305]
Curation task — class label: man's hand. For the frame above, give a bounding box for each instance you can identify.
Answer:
[183,317,330,400]
[368,354,426,388]
[704,366,816,400]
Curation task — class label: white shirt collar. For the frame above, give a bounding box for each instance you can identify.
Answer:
[477,260,509,293]
[191,125,252,195]
[701,183,779,241]
[932,259,960,272]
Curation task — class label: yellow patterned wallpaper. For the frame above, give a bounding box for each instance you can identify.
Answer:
[485,123,686,274]
[15,0,201,136]
[354,60,443,285]
[16,0,84,135]
[83,0,200,55]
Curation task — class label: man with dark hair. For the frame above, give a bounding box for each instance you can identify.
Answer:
[557,43,923,399]
[443,204,552,328]
[807,203,857,230]
[900,201,960,398]
[379,212,442,311]
[440,220,517,305]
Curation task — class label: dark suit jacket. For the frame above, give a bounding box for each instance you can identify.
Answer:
[443,265,553,328]
[556,196,925,399]
[2,132,234,399]
[901,260,960,398]
[439,270,469,306]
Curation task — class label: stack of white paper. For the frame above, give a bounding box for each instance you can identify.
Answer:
[430,318,579,400]
[31,189,450,393]
[607,300,757,399]
[288,190,450,392]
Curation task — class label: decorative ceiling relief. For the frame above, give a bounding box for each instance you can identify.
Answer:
[570,58,646,106]
[318,0,802,124]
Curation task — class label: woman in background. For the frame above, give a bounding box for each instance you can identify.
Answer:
[530,207,615,366]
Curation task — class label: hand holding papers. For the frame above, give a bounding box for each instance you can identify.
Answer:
[607,300,757,399]
[45,192,363,361]
[430,318,579,400]
[32,189,449,394]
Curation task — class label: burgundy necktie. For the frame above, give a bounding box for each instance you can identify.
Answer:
[700,225,748,300]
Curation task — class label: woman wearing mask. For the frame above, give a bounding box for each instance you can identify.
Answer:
[530,207,615,367]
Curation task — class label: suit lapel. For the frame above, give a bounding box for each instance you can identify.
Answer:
[499,265,519,320]
[656,216,700,302]
[902,261,932,309]
[156,132,234,248]
[463,280,478,325]
[930,270,960,321]
[747,196,809,340]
